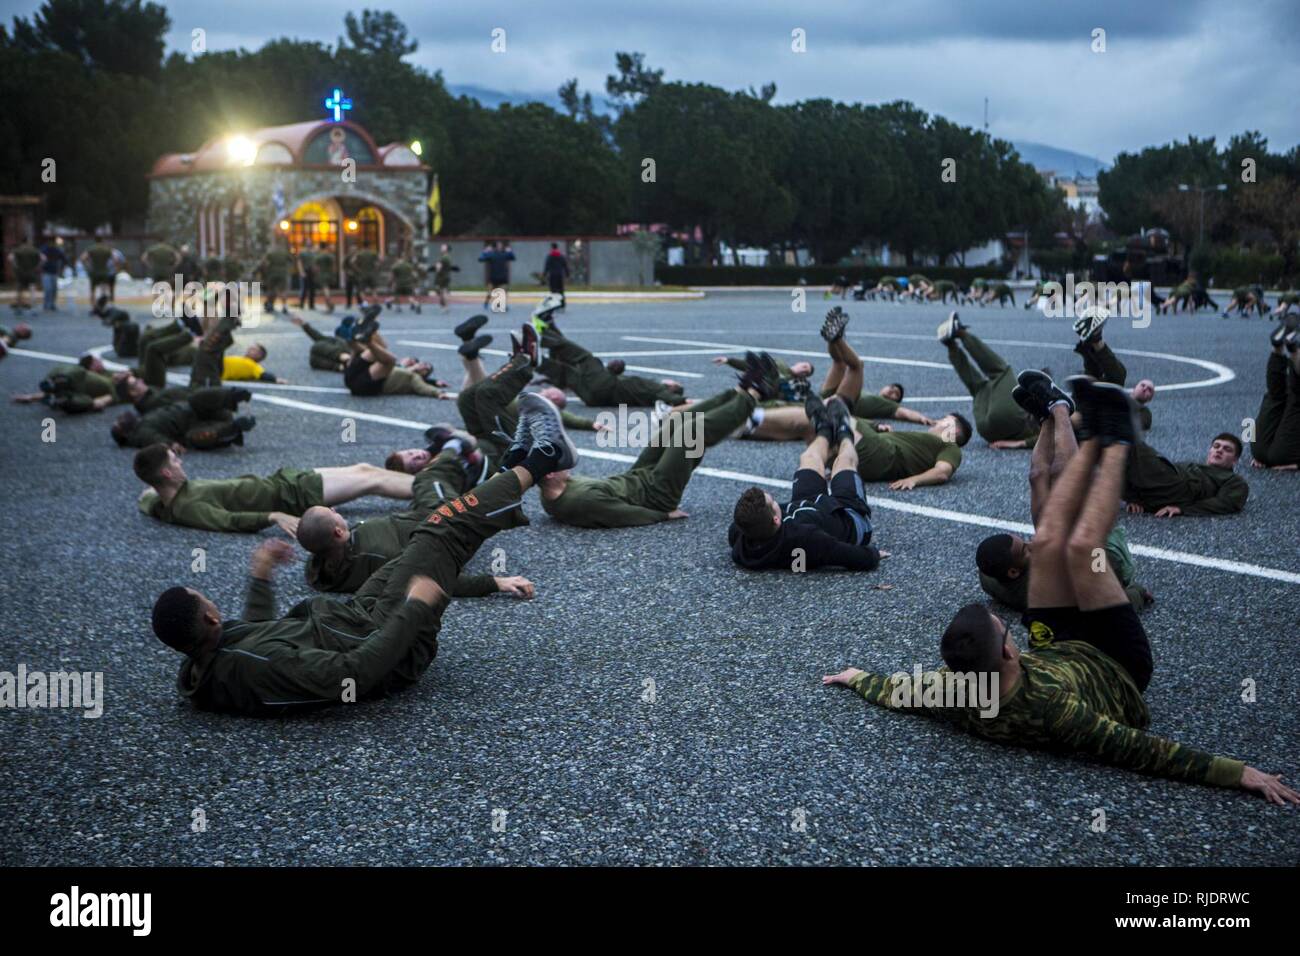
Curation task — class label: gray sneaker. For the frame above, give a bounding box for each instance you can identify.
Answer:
[518,391,578,471]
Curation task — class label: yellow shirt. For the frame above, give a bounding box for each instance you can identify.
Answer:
[223,356,266,381]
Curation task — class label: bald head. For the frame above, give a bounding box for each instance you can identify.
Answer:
[538,386,567,409]
[296,506,347,553]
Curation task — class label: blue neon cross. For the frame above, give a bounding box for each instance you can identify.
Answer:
[324,88,352,122]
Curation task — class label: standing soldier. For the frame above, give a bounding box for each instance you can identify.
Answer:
[315,245,337,313]
[542,242,569,308]
[255,244,293,315]
[433,243,457,312]
[298,243,319,311]
[8,239,43,313]
[79,238,120,308]
[388,256,418,313]
[344,245,379,308]
[142,239,181,317]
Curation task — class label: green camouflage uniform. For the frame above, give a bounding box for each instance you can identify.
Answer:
[305,450,497,596]
[176,469,529,715]
[846,641,1244,788]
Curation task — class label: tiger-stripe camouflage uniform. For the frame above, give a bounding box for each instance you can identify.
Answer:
[846,642,1244,789]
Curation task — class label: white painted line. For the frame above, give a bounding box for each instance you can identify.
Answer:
[10,346,1292,585]
[696,330,1236,392]
[624,335,952,370]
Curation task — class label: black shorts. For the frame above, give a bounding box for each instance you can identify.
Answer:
[789,468,873,546]
[344,355,385,397]
[1022,604,1152,691]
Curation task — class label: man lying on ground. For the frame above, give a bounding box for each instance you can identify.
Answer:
[975,369,1152,614]
[133,443,413,534]
[937,312,1040,448]
[112,387,255,450]
[148,419,570,716]
[729,395,884,572]
[538,353,780,528]
[532,296,687,408]
[11,355,131,414]
[343,308,450,399]
[825,377,1298,805]
[296,443,535,599]
[1124,432,1249,516]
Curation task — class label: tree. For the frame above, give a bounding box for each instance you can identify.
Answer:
[340,9,417,58]
[605,52,663,113]
[6,0,169,78]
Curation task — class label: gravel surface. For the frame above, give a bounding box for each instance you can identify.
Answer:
[1,292,1296,866]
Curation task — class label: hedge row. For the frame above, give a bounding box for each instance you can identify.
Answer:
[1198,249,1296,290]
[655,264,1007,287]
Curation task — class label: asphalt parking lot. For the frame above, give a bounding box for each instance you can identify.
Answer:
[1,290,1297,865]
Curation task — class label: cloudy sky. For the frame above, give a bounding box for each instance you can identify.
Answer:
[7,0,1299,161]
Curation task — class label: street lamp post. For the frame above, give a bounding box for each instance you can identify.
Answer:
[1177,182,1228,247]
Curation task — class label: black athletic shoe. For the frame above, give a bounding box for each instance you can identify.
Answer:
[509,333,524,358]
[519,323,540,367]
[229,388,253,407]
[1011,384,1045,422]
[458,334,493,359]
[1088,381,1141,447]
[233,415,256,433]
[825,395,855,446]
[500,415,531,471]
[820,306,850,343]
[804,394,835,444]
[353,315,380,344]
[1017,368,1074,419]
[454,314,489,342]
[1270,324,1288,348]
[518,391,578,471]
[1066,375,1099,442]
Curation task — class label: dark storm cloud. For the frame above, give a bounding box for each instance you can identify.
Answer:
[4,0,1296,159]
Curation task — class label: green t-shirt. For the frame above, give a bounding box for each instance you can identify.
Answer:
[391,261,417,284]
[144,243,177,279]
[262,251,293,276]
[139,468,324,533]
[12,244,41,275]
[853,394,900,420]
[85,244,114,276]
[855,426,962,481]
[347,249,380,279]
[848,642,1244,787]
[541,476,669,528]
[315,252,337,278]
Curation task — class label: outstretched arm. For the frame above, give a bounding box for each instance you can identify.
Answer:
[889,461,954,491]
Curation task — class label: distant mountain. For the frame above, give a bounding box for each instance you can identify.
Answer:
[447,84,1112,177]
[448,83,567,111]
[1011,141,1110,178]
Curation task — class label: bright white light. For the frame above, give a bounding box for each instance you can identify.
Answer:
[227,136,257,166]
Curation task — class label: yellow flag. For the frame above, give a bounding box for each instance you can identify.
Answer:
[427,174,442,235]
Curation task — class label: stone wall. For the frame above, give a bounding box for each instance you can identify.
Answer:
[147,167,428,259]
